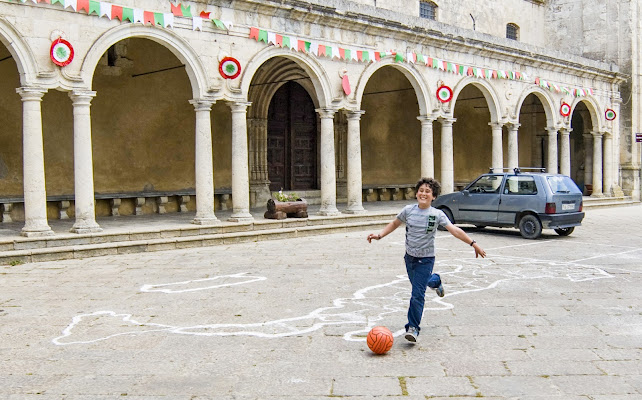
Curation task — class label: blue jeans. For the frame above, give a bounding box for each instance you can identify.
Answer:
[404,253,441,334]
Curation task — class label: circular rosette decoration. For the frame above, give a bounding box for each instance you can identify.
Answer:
[560,102,571,117]
[219,57,241,79]
[605,109,617,121]
[436,85,453,103]
[50,38,74,67]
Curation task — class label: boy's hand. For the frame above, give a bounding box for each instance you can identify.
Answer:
[473,243,486,258]
[367,233,381,243]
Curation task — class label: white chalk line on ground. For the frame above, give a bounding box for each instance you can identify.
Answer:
[52,251,619,346]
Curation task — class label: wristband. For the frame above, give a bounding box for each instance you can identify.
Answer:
[470,240,476,246]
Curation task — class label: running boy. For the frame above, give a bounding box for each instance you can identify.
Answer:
[367,177,486,343]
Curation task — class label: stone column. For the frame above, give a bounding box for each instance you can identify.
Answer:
[17,87,53,237]
[559,128,572,176]
[418,116,434,178]
[489,122,504,172]
[316,108,340,216]
[507,123,520,170]
[344,110,365,214]
[439,118,456,194]
[583,132,593,193]
[228,102,253,222]
[248,118,270,206]
[603,133,613,196]
[546,127,559,174]
[591,131,604,197]
[190,99,220,225]
[69,90,102,233]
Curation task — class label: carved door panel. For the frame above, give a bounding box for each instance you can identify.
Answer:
[267,82,317,192]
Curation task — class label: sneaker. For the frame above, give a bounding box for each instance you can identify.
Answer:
[405,326,418,343]
[434,283,445,297]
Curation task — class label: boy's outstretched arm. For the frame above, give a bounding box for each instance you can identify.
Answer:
[445,224,486,258]
[367,219,402,243]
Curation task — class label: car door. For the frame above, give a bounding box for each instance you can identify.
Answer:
[498,175,539,224]
[458,174,504,223]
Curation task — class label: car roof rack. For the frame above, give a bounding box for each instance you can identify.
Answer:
[487,167,547,174]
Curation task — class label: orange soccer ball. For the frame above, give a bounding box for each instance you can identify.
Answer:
[367,326,394,355]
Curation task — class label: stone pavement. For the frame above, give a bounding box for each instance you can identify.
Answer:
[1,204,641,399]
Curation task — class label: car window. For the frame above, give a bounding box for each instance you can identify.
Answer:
[467,175,503,194]
[504,175,537,195]
[546,176,582,194]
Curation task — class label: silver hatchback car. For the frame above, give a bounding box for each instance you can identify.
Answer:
[432,168,585,239]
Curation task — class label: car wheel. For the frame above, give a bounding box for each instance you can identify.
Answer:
[438,208,454,231]
[518,215,542,239]
[554,227,574,236]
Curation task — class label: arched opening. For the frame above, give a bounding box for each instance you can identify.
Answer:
[518,93,547,169]
[90,38,207,215]
[247,56,320,203]
[570,101,593,194]
[267,81,317,191]
[361,66,421,187]
[452,84,492,184]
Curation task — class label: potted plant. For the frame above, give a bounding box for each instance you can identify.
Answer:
[264,190,308,219]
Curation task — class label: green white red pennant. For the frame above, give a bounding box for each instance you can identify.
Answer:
[436,85,453,103]
[50,38,74,67]
[560,102,571,117]
[605,109,616,121]
[219,57,241,79]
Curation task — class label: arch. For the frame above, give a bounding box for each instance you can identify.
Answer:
[354,58,431,116]
[81,24,209,98]
[451,77,502,122]
[570,97,602,134]
[0,17,38,85]
[240,47,332,109]
[514,86,556,127]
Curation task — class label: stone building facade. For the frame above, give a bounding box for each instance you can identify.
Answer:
[0,0,632,236]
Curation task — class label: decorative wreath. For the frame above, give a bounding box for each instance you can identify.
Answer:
[560,102,571,117]
[50,38,74,67]
[219,57,241,79]
[605,109,617,121]
[436,85,453,103]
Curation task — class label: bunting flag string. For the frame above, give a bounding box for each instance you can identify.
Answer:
[248,26,595,98]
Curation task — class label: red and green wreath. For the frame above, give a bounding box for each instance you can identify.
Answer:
[219,57,241,79]
[436,85,453,103]
[50,38,74,67]
[605,109,616,121]
[560,102,571,117]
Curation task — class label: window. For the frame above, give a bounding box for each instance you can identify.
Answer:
[420,1,437,20]
[505,176,537,195]
[506,23,519,40]
[467,175,503,194]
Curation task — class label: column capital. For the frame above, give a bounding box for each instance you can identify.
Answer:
[417,115,436,123]
[506,122,521,130]
[345,110,365,120]
[69,90,97,106]
[316,108,336,119]
[228,101,251,113]
[545,126,559,135]
[559,127,572,136]
[488,121,504,129]
[189,98,215,111]
[16,87,47,101]
[590,130,604,138]
[438,117,456,126]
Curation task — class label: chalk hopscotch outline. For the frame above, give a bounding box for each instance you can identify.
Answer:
[52,255,617,346]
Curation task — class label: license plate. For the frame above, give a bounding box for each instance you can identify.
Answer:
[562,203,575,210]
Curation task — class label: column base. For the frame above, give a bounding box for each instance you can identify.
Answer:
[21,227,55,237]
[343,206,366,214]
[70,223,103,234]
[228,212,254,222]
[317,208,341,216]
[192,216,221,225]
[590,192,605,198]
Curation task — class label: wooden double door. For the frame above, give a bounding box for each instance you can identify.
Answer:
[267,81,318,192]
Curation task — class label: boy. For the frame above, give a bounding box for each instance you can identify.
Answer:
[367,177,486,343]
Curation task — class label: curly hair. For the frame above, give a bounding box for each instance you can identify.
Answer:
[415,177,441,199]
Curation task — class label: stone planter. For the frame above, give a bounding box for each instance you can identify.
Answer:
[264,198,308,219]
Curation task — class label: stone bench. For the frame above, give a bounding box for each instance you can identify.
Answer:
[362,184,416,202]
[0,189,233,222]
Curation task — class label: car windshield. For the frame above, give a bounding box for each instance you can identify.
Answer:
[546,176,582,194]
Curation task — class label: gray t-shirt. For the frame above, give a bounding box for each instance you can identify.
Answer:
[396,204,451,257]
